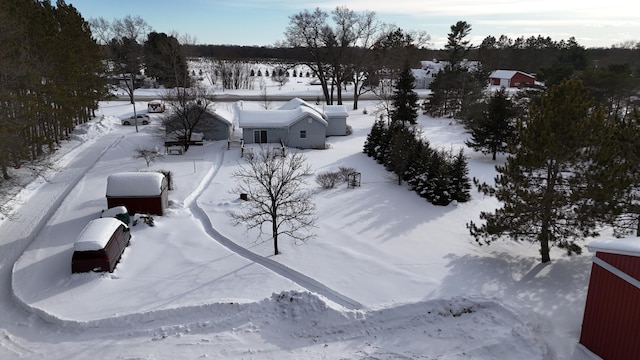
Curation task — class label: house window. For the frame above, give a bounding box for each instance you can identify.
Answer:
[300,130,307,139]
[253,130,267,143]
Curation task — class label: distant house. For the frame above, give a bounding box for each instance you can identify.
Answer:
[238,105,328,149]
[106,172,169,216]
[411,69,435,89]
[414,60,447,89]
[165,106,233,141]
[414,59,481,89]
[489,70,535,88]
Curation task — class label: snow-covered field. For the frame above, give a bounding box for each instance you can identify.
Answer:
[0,79,599,359]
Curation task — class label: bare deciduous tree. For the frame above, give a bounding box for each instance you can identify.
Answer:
[133,146,163,167]
[258,78,272,109]
[272,66,289,88]
[230,149,317,255]
[161,84,215,151]
[93,15,152,132]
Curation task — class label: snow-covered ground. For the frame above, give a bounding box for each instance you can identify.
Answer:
[0,78,599,359]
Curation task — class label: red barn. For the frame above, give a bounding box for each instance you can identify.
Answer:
[579,238,640,360]
[106,172,168,216]
[489,70,535,88]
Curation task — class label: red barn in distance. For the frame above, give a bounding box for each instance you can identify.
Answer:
[489,70,536,88]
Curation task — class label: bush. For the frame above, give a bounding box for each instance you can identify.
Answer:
[337,166,356,182]
[315,171,342,189]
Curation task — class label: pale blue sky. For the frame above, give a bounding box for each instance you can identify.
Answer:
[68,0,639,49]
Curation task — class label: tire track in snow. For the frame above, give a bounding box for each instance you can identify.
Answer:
[185,143,364,310]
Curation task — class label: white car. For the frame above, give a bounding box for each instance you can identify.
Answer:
[121,114,151,125]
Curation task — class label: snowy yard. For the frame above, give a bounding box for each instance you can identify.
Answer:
[0,81,600,359]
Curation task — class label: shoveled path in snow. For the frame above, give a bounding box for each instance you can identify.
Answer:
[185,142,364,310]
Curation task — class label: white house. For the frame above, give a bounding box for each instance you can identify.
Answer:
[238,106,328,149]
[235,98,348,149]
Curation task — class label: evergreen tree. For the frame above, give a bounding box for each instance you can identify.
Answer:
[363,117,386,159]
[422,150,451,206]
[468,79,606,263]
[445,21,472,68]
[389,61,419,126]
[585,108,640,236]
[449,148,471,202]
[386,124,416,185]
[425,21,484,119]
[144,32,189,88]
[406,140,433,198]
[465,88,517,160]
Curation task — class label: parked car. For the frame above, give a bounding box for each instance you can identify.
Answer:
[121,114,150,125]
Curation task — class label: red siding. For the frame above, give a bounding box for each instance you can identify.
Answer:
[580,252,640,360]
[509,72,535,87]
[107,196,164,216]
[597,252,640,279]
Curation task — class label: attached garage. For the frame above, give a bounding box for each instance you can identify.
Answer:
[579,238,640,360]
[106,172,168,216]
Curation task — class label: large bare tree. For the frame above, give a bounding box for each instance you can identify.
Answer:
[161,84,214,151]
[230,149,317,255]
[91,15,152,132]
[285,8,332,104]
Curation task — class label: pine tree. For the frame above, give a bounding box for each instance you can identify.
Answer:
[386,124,416,185]
[585,108,640,236]
[423,150,451,206]
[363,118,386,159]
[390,60,419,126]
[426,21,486,119]
[467,79,606,263]
[465,88,517,160]
[449,148,471,202]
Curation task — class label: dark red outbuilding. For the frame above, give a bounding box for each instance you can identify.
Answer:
[106,172,168,216]
[580,239,640,360]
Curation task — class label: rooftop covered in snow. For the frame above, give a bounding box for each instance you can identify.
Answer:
[588,237,640,257]
[106,172,166,197]
[73,217,126,252]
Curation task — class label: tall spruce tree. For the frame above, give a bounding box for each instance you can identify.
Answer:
[449,148,472,202]
[468,79,606,263]
[389,60,419,126]
[465,88,517,160]
[425,21,484,119]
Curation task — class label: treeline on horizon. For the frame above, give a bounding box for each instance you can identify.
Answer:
[182,42,640,76]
